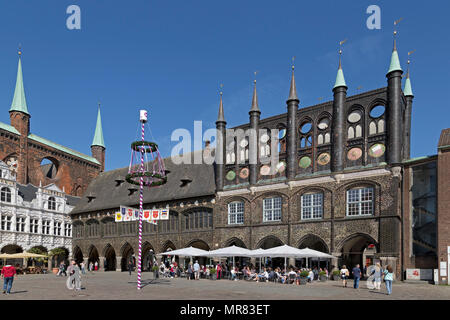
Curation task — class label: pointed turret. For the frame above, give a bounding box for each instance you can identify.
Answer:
[286,59,299,180]
[386,26,404,165]
[91,106,105,148]
[215,88,226,191]
[216,91,226,124]
[288,65,299,101]
[331,45,348,173]
[10,52,29,115]
[403,68,413,97]
[250,79,260,113]
[387,38,402,75]
[91,104,106,171]
[333,56,347,89]
[403,54,415,160]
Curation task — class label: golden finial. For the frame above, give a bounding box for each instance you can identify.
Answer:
[18,43,22,56]
[253,71,258,85]
[292,56,295,70]
[219,83,223,96]
[406,50,415,78]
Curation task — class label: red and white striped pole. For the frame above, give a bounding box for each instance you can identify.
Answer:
[137,110,147,290]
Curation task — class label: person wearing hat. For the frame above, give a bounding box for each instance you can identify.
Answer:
[1,264,16,294]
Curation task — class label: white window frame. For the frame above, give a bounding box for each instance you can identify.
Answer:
[16,216,25,232]
[30,218,39,233]
[346,187,374,216]
[263,197,282,222]
[228,201,244,225]
[42,220,51,235]
[54,221,62,236]
[301,193,323,220]
[1,187,11,203]
[1,215,12,231]
[64,223,72,237]
[48,197,56,211]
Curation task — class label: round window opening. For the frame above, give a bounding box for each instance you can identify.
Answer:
[348,110,362,123]
[300,122,312,134]
[318,118,329,130]
[370,105,385,118]
[278,128,286,140]
[40,158,58,179]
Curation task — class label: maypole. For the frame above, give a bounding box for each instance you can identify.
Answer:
[125,110,167,290]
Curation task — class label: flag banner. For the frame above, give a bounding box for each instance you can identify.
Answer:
[143,210,151,221]
[145,219,158,225]
[115,212,122,222]
[152,209,160,220]
[133,210,140,221]
[160,209,169,220]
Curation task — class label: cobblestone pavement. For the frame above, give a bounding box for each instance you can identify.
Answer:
[0,272,449,300]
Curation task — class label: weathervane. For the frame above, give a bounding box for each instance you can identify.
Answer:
[292,56,295,70]
[339,39,347,68]
[393,18,403,49]
[407,50,415,77]
[18,43,22,56]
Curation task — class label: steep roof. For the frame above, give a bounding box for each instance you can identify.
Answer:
[70,150,216,214]
[16,183,80,206]
[10,57,29,115]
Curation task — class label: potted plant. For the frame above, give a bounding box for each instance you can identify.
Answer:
[209,268,217,280]
[332,270,340,281]
[319,271,327,281]
[151,265,159,278]
[299,270,309,285]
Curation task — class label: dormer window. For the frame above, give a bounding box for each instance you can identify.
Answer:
[87,193,97,202]
[128,188,138,196]
[180,176,192,187]
[115,176,125,187]
[1,187,11,203]
[48,196,56,210]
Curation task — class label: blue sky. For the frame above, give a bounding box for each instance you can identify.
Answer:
[0,0,448,170]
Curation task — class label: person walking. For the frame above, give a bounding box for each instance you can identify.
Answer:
[216,263,222,280]
[193,260,200,280]
[1,264,16,294]
[80,262,86,275]
[57,262,66,277]
[67,260,81,291]
[94,261,98,271]
[383,265,394,295]
[371,263,382,290]
[128,260,133,276]
[187,262,193,280]
[89,262,93,272]
[352,264,362,289]
[340,265,349,288]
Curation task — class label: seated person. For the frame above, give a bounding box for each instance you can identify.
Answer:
[308,269,314,282]
[268,268,276,281]
[256,268,269,282]
[230,267,237,281]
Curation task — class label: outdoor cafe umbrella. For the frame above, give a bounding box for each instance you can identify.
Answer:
[8,252,48,259]
[248,248,266,271]
[297,247,335,268]
[158,247,209,266]
[0,253,14,265]
[249,245,305,270]
[204,246,252,268]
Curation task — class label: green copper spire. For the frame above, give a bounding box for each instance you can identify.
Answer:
[387,35,402,74]
[404,63,413,96]
[91,104,105,148]
[10,53,29,115]
[334,42,347,89]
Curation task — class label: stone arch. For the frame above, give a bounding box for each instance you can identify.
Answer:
[1,244,23,254]
[39,156,59,180]
[120,242,135,272]
[253,190,289,202]
[256,235,283,249]
[297,234,329,253]
[186,239,210,251]
[102,244,117,271]
[50,247,69,266]
[292,185,332,198]
[142,241,155,271]
[73,246,83,264]
[87,245,99,267]
[223,195,251,204]
[336,233,378,270]
[161,240,176,253]
[224,237,247,248]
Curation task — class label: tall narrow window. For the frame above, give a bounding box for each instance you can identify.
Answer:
[1,187,11,203]
[54,221,62,236]
[1,215,12,231]
[42,220,51,235]
[301,193,323,220]
[16,217,25,232]
[228,201,244,225]
[263,197,282,222]
[48,197,56,211]
[346,187,374,216]
[64,224,72,237]
[30,219,39,233]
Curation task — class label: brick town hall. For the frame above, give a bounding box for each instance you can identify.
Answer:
[69,39,450,284]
